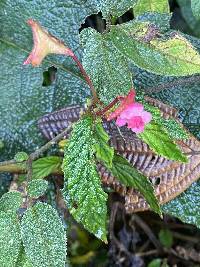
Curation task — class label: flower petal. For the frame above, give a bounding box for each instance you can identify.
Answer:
[24,19,73,66]
[120,102,144,119]
[116,117,127,127]
[141,111,152,124]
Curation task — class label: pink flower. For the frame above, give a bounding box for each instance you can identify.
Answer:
[107,89,136,121]
[116,102,152,133]
[24,19,74,66]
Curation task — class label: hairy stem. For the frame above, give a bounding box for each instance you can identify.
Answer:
[70,53,99,105]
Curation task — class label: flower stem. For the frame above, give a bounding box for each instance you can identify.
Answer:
[95,97,120,117]
[70,53,99,105]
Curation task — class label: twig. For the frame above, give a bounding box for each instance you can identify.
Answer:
[26,124,72,182]
[145,75,200,94]
[0,124,72,179]
[131,214,164,254]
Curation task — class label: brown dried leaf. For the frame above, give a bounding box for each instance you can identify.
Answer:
[38,99,200,213]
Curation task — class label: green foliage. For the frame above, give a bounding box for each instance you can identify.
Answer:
[0,212,21,267]
[139,122,188,162]
[32,156,62,180]
[27,180,48,198]
[158,229,173,248]
[21,202,66,267]
[93,121,114,168]
[148,259,162,267]
[0,192,22,213]
[191,0,200,20]
[162,180,200,229]
[109,154,161,216]
[81,28,132,104]
[161,119,188,140]
[62,116,108,242]
[14,152,29,162]
[0,0,99,161]
[99,0,137,19]
[107,21,200,76]
[16,248,33,267]
[134,0,169,17]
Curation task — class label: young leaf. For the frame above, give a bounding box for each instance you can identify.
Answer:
[191,0,200,20]
[27,180,48,198]
[0,212,21,267]
[93,121,114,168]
[0,191,22,213]
[109,154,161,216]
[158,229,173,248]
[107,21,200,76]
[62,116,108,242]
[134,0,170,17]
[21,202,66,267]
[81,28,133,104]
[139,122,188,162]
[99,0,138,19]
[32,156,62,180]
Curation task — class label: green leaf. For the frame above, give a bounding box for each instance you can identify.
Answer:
[32,156,62,180]
[62,116,108,242]
[147,259,162,267]
[135,12,171,33]
[191,0,200,20]
[162,180,200,229]
[0,212,21,267]
[0,192,22,213]
[176,0,200,37]
[14,152,29,162]
[0,0,99,162]
[158,229,173,248]
[99,0,138,19]
[134,0,169,17]
[109,154,161,216]
[16,248,33,267]
[139,122,188,162]
[27,180,48,198]
[93,121,114,168]
[21,202,66,267]
[81,28,133,104]
[107,21,200,76]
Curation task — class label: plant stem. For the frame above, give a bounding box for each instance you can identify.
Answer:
[70,53,99,105]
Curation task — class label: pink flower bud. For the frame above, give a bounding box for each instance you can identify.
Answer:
[24,19,74,66]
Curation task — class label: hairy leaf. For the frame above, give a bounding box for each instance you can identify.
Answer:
[21,202,66,267]
[0,192,22,213]
[81,28,133,104]
[99,0,138,19]
[107,21,200,76]
[16,248,33,267]
[162,180,200,229]
[191,0,200,20]
[32,156,62,180]
[134,0,169,17]
[62,116,108,242]
[27,180,48,198]
[0,0,99,161]
[109,154,161,216]
[139,122,187,162]
[37,101,200,217]
[0,212,21,267]
[93,121,114,168]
